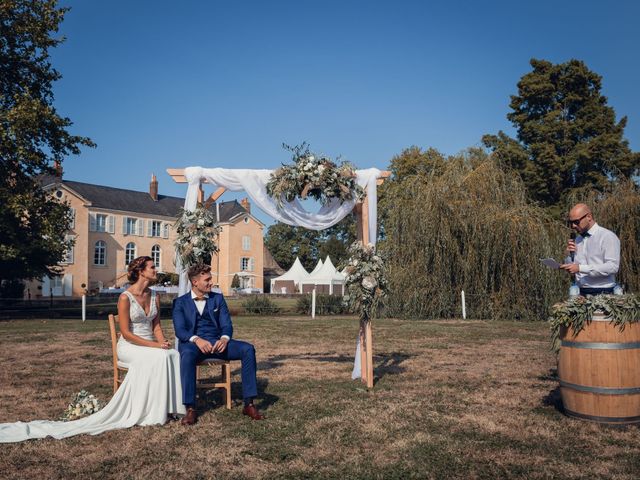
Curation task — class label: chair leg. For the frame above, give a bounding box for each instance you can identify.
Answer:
[224,363,231,409]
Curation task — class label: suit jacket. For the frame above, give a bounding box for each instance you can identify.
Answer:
[172,292,233,345]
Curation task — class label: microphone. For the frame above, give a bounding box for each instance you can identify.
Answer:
[570,232,576,262]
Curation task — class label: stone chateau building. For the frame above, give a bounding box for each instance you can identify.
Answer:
[28,174,265,297]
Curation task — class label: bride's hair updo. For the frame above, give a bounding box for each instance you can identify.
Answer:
[127,256,154,283]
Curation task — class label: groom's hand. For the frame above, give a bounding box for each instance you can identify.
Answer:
[212,338,228,353]
[194,337,214,354]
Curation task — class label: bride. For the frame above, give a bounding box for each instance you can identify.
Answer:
[0,256,185,443]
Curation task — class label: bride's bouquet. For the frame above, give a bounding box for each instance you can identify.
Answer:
[61,390,102,421]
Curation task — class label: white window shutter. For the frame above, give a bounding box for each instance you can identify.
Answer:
[147,220,153,237]
[138,219,144,236]
[69,208,76,229]
[122,217,127,235]
[89,213,97,232]
[107,215,115,234]
[162,223,169,239]
[249,258,255,272]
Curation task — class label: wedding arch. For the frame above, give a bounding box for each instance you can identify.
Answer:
[167,166,389,389]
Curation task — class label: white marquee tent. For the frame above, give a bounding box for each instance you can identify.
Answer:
[300,256,345,295]
[270,257,310,294]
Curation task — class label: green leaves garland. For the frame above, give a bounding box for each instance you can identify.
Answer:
[342,242,388,320]
[266,143,365,208]
[548,294,640,352]
[174,206,221,268]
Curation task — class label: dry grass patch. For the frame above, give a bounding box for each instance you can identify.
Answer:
[0,317,639,479]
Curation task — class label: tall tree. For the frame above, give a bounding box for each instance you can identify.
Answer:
[0,0,94,286]
[483,58,639,209]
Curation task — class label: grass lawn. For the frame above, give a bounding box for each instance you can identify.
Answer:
[0,316,638,479]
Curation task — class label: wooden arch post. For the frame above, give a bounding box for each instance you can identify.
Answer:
[166,168,390,390]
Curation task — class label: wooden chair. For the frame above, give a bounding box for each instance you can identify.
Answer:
[109,313,231,409]
[196,358,232,410]
[108,314,128,393]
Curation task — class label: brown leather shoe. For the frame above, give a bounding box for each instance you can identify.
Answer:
[242,404,265,420]
[181,407,198,425]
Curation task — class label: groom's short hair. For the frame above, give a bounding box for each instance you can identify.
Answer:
[187,263,211,281]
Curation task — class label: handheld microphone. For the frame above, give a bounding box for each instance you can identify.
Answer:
[570,232,576,262]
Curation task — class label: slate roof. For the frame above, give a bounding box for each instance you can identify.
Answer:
[42,176,249,222]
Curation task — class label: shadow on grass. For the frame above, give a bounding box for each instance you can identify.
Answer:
[198,378,279,414]
[254,352,357,373]
[373,351,413,383]
[540,368,565,414]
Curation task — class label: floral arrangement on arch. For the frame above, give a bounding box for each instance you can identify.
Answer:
[342,241,388,320]
[61,390,102,421]
[174,206,221,268]
[266,142,365,208]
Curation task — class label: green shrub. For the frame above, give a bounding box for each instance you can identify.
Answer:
[295,294,347,315]
[241,295,281,315]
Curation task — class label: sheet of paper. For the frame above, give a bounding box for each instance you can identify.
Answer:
[540,258,560,269]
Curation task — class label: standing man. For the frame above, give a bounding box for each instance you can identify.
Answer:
[560,203,620,295]
[173,263,264,424]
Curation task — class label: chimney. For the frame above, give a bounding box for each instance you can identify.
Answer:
[240,197,251,213]
[149,173,158,201]
[54,160,63,178]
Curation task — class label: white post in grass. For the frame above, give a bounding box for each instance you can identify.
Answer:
[311,288,316,319]
[82,294,86,322]
[461,290,466,320]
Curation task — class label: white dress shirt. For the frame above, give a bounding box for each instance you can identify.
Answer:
[566,223,620,288]
[189,291,230,344]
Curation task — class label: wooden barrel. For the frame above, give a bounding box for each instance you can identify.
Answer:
[558,312,640,424]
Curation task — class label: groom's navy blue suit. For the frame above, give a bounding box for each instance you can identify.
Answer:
[172,292,258,407]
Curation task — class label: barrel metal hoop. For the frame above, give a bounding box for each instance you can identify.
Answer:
[564,408,640,424]
[560,380,640,395]
[561,340,640,350]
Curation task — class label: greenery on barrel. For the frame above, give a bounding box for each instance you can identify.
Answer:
[548,294,640,352]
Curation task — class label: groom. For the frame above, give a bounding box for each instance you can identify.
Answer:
[172,263,264,424]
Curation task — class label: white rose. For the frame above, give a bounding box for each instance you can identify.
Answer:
[362,276,377,290]
[197,219,205,226]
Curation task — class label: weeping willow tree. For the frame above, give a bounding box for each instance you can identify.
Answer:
[565,179,640,294]
[380,150,566,320]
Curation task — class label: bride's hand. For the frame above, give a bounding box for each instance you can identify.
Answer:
[157,340,171,349]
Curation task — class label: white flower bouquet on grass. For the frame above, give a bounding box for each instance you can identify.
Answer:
[61,390,102,421]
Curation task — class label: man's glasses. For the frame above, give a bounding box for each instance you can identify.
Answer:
[567,213,589,226]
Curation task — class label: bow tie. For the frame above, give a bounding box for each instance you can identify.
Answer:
[194,296,208,302]
[581,232,591,238]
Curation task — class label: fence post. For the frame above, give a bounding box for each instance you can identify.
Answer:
[461,290,466,320]
[311,288,316,319]
[82,294,86,322]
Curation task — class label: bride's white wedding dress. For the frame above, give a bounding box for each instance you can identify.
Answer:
[0,290,185,443]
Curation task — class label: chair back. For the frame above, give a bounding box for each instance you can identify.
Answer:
[108,314,121,392]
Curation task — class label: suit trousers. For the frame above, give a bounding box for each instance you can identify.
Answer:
[180,339,258,407]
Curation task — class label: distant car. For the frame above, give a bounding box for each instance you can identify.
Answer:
[238,287,262,295]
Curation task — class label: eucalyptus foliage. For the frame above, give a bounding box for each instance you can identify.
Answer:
[266,143,364,208]
[548,294,640,352]
[174,207,221,268]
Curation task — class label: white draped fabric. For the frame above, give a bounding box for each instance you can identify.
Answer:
[177,166,383,379]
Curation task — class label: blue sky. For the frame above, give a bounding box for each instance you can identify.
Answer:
[53,1,640,225]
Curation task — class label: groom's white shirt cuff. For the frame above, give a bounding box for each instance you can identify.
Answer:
[190,335,230,343]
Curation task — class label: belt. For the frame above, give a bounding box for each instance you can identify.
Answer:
[579,287,614,296]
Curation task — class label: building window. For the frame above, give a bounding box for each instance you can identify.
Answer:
[68,208,76,229]
[94,240,106,266]
[149,220,162,237]
[125,242,136,265]
[125,217,138,235]
[241,257,254,272]
[151,244,161,268]
[96,214,108,232]
[243,217,249,224]
[62,235,74,264]
[242,235,251,251]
